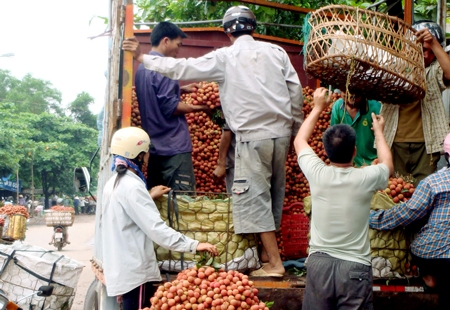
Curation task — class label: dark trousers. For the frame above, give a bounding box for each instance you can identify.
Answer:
[122,282,157,310]
[147,152,195,191]
[391,142,440,187]
[412,254,450,310]
[303,252,373,310]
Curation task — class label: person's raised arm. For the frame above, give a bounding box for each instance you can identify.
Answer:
[416,28,450,81]
[294,87,331,155]
[371,113,394,175]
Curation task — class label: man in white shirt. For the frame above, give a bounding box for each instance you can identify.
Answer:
[122,6,303,277]
[294,88,393,310]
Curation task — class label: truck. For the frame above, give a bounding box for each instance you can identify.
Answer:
[75,0,445,309]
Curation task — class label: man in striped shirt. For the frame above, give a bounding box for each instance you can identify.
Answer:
[380,21,450,186]
[370,133,450,309]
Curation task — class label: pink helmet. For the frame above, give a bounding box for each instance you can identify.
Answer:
[444,133,450,154]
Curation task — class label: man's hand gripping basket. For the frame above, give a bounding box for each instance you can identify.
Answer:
[304,5,426,104]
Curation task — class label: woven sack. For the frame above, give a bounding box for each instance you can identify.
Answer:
[153,192,259,272]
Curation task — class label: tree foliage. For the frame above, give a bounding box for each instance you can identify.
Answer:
[0,71,99,208]
[0,69,63,115]
[68,91,98,129]
[134,0,442,41]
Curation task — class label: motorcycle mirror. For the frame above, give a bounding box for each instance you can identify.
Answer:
[37,286,54,297]
[74,167,90,193]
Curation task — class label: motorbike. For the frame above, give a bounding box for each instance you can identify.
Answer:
[49,225,68,251]
[0,285,53,310]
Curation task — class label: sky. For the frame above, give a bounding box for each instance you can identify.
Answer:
[0,0,110,114]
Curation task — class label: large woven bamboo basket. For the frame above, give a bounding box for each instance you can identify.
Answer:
[304,5,426,104]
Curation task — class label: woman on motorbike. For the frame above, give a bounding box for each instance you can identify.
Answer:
[101,127,218,310]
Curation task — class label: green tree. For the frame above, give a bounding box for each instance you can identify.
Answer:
[68,92,98,129]
[0,103,98,209]
[134,0,442,41]
[0,69,63,115]
[26,113,99,208]
[0,102,35,177]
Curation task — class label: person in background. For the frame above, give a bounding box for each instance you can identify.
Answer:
[30,200,38,218]
[79,196,86,214]
[330,93,381,167]
[102,127,218,310]
[123,6,303,277]
[380,21,450,186]
[73,196,80,215]
[18,195,25,206]
[294,87,393,310]
[86,196,96,214]
[134,21,210,192]
[212,122,235,193]
[63,195,70,207]
[370,132,450,310]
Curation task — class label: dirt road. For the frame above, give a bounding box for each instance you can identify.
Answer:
[26,214,96,310]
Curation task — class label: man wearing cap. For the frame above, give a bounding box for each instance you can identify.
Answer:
[122,5,303,277]
[370,132,450,309]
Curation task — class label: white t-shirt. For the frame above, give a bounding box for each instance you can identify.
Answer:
[298,148,389,266]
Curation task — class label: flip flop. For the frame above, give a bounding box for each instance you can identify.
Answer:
[250,268,284,278]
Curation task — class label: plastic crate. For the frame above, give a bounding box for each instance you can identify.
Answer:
[281,203,310,260]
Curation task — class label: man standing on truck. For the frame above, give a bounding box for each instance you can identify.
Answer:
[380,21,450,186]
[134,22,210,191]
[123,5,303,277]
[370,132,450,310]
[294,88,392,310]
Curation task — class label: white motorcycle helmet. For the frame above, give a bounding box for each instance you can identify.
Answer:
[223,6,257,34]
[111,127,150,159]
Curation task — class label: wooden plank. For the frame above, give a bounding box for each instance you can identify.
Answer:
[404,0,413,25]
[121,0,134,128]
[220,0,312,14]
[134,27,303,46]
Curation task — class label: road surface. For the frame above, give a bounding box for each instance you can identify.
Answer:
[26,214,96,310]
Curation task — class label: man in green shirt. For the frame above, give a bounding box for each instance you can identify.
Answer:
[331,94,381,167]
